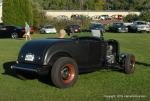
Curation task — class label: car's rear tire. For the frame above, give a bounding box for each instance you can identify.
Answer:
[11,32,18,39]
[51,57,78,88]
[123,54,135,74]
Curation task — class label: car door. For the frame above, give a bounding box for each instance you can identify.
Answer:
[88,38,106,67]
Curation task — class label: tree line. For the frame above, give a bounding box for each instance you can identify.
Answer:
[35,0,150,11]
[2,0,33,26]
[2,0,46,27]
[2,0,150,27]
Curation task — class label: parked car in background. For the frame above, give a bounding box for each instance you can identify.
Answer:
[111,15,123,20]
[109,22,128,32]
[54,15,69,20]
[99,15,111,20]
[128,21,150,32]
[91,15,101,20]
[65,24,81,35]
[91,15,111,20]
[71,14,91,20]
[40,25,57,34]
[0,24,34,39]
[89,23,105,33]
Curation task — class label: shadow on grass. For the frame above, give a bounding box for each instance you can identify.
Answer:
[3,61,148,87]
[136,61,150,67]
[2,61,54,87]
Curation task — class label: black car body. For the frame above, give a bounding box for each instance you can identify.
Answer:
[12,36,135,88]
[65,24,81,35]
[0,25,24,38]
[109,23,128,32]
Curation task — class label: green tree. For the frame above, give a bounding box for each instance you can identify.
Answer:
[123,14,139,22]
[78,0,84,10]
[2,0,33,26]
[139,10,150,21]
[32,1,46,28]
[33,0,150,10]
[84,0,95,10]
[106,0,150,11]
[94,0,106,10]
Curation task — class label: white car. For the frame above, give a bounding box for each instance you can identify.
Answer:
[54,15,69,20]
[40,25,57,34]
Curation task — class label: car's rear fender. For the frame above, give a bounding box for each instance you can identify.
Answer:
[47,51,72,67]
[43,47,73,66]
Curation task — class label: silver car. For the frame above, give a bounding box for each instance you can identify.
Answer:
[130,21,150,32]
[40,25,57,34]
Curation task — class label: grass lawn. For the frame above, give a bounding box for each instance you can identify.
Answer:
[0,32,150,101]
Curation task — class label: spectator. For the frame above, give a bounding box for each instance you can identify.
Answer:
[58,29,67,38]
[24,22,31,40]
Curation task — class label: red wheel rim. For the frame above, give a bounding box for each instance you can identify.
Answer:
[61,64,75,83]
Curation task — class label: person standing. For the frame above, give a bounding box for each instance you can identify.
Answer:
[24,22,31,40]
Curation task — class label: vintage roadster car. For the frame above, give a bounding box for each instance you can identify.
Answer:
[11,35,135,88]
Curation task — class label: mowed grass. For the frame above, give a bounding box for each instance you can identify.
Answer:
[0,32,150,101]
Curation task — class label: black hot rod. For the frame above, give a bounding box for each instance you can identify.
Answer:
[11,35,135,88]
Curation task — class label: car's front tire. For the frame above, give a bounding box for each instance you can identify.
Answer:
[11,32,18,39]
[51,57,78,88]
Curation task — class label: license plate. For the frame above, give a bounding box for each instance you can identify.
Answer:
[25,54,34,61]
